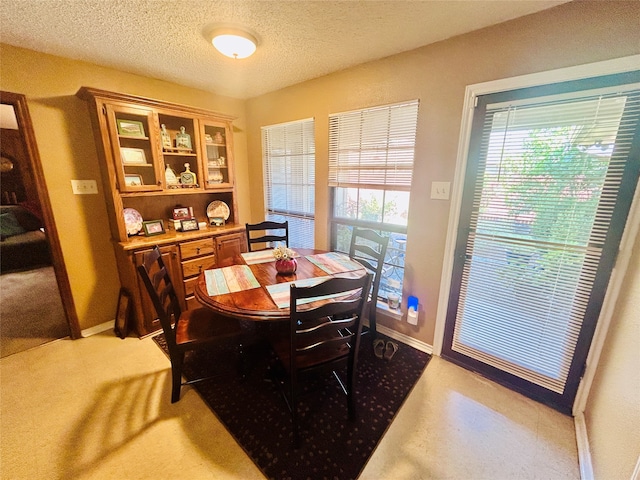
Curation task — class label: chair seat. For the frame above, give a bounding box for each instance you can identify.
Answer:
[175,308,245,347]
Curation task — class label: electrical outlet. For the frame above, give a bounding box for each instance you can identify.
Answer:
[430,181,450,200]
[71,179,98,195]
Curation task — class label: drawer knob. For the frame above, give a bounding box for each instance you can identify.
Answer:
[197,247,201,254]
[198,265,203,272]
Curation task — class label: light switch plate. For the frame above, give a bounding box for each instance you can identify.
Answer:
[430,181,450,200]
[71,179,98,195]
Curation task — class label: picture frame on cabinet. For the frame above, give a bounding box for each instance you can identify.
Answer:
[124,174,143,186]
[116,119,146,137]
[180,218,200,232]
[120,147,147,165]
[142,220,165,236]
[172,206,193,220]
[114,287,132,339]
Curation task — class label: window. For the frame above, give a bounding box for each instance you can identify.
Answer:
[442,73,640,412]
[262,118,315,248]
[328,100,419,302]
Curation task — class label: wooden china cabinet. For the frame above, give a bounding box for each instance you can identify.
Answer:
[77,87,247,337]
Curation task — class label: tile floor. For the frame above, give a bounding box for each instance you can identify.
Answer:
[0,331,580,479]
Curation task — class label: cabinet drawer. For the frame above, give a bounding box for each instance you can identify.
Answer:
[182,254,216,278]
[180,238,215,260]
[184,276,198,297]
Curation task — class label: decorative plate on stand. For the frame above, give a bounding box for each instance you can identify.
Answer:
[123,208,143,236]
[206,201,230,221]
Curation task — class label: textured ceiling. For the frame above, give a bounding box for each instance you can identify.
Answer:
[1,0,569,99]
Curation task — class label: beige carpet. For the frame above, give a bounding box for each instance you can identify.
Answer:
[0,266,68,357]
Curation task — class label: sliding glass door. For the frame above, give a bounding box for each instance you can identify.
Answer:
[442,72,640,413]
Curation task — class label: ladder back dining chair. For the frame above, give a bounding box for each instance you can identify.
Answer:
[245,220,289,251]
[348,228,389,338]
[137,246,249,403]
[268,273,372,448]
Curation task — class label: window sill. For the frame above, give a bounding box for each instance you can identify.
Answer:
[376,300,402,320]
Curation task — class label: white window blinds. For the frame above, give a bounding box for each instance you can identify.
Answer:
[452,83,640,394]
[262,118,315,249]
[328,100,419,190]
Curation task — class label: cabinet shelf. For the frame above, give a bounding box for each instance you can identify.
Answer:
[163,151,197,157]
[119,187,235,198]
[119,135,149,141]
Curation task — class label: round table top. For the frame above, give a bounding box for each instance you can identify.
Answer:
[194,248,367,322]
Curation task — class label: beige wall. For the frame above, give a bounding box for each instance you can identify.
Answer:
[586,229,640,479]
[246,0,640,345]
[0,44,251,331]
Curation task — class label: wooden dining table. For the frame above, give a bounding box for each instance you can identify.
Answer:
[194,248,367,322]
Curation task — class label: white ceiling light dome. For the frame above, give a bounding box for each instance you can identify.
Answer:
[209,27,257,59]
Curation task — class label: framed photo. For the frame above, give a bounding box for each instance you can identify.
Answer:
[172,206,193,220]
[120,147,147,165]
[180,218,200,232]
[116,119,146,137]
[124,174,143,187]
[114,287,132,339]
[142,220,165,236]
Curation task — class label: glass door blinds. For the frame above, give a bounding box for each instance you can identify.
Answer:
[442,72,640,413]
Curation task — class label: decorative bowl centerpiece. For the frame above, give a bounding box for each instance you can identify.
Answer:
[273,246,297,275]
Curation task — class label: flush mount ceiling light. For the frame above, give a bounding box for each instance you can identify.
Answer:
[210,28,257,59]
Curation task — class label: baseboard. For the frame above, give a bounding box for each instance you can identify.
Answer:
[375,323,433,355]
[574,412,594,480]
[81,320,115,338]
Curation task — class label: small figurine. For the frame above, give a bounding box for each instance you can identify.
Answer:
[209,168,223,184]
[165,164,179,187]
[175,126,192,150]
[161,124,172,150]
[180,162,197,186]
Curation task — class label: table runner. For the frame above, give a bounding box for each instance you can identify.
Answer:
[204,265,260,296]
[305,251,364,275]
[240,250,277,265]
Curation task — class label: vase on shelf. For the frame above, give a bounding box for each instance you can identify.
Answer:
[275,258,297,275]
[161,124,172,150]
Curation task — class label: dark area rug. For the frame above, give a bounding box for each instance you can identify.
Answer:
[153,331,430,480]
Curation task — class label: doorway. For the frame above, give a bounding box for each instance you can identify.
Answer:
[441,72,640,413]
[1,91,79,357]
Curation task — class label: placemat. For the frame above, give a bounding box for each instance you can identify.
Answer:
[305,251,364,275]
[241,250,277,265]
[267,276,355,308]
[204,265,260,296]
[265,276,333,308]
